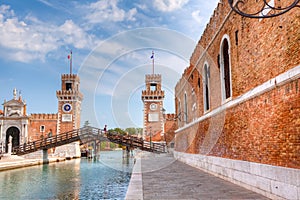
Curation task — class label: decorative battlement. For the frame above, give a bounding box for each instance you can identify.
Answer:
[61,74,80,81]
[141,90,165,97]
[56,90,83,98]
[30,113,57,120]
[145,74,161,83]
[165,113,176,121]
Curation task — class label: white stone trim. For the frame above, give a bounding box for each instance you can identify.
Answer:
[176,64,300,133]
[142,100,164,102]
[174,151,300,200]
[125,156,143,200]
[219,34,233,102]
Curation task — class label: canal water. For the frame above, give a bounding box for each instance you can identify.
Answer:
[0,150,134,199]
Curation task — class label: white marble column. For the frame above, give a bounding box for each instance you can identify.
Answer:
[24,124,28,143]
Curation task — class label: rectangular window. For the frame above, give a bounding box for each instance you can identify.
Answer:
[150,83,157,91]
[235,30,239,45]
[40,125,45,132]
[66,83,72,91]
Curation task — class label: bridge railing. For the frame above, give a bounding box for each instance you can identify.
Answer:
[106,131,166,153]
[13,128,81,155]
[12,126,166,155]
[142,141,166,153]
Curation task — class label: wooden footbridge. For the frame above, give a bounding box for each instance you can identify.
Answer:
[12,126,166,155]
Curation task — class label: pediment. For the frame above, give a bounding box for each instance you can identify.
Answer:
[3,99,25,107]
[3,99,25,117]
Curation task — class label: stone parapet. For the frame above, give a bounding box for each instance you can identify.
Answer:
[61,74,80,81]
[145,74,161,82]
[141,90,165,97]
[30,113,57,120]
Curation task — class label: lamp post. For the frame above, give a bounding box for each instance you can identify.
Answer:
[228,0,300,18]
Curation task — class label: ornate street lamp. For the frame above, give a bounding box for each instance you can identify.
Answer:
[228,0,300,18]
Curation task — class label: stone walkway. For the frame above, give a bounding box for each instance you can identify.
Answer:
[126,152,269,200]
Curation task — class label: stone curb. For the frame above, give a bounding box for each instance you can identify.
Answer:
[125,154,143,200]
[0,157,66,172]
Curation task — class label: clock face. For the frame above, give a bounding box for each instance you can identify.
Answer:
[150,103,157,111]
[62,103,72,112]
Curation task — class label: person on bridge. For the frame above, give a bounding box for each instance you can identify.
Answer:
[48,129,53,137]
[103,125,107,133]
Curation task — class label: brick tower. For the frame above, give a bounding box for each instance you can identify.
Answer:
[141,74,165,141]
[55,74,83,157]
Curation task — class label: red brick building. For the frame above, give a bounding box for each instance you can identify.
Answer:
[0,74,82,157]
[141,73,177,145]
[174,1,299,199]
[141,74,165,142]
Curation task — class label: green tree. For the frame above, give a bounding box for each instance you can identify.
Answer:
[83,120,90,127]
[125,127,136,135]
[111,128,126,135]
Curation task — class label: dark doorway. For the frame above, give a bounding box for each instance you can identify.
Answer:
[5,127,20,153]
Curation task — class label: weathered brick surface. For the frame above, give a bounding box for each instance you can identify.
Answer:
[176,78,300,168]
[28,114,58,141]
[164,114,177,144]
[175,0,300,169]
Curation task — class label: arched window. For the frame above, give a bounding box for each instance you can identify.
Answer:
[184,93,188,122]
[177,100,181,121]
[203,63,210,111]
[220,35,232,101]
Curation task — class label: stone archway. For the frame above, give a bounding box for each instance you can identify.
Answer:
[5,127,20,153]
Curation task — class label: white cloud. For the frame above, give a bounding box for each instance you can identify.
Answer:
[85,0,137,24]
[153,0,189,12]
[135,3,147,10]
[0,5,99,63]
[58,20,99,49]
[192,10,204,24]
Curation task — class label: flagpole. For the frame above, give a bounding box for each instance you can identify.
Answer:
[70,50,72,75]
[152,51,154,75]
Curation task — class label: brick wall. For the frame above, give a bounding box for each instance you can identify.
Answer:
[176,78,300,168]
[164,113,177,145]
[28,113,57,141]
[174,0,300,169]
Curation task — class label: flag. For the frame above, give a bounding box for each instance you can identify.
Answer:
[68,50,72,59]
[68,54,72,60]
[150,51,154,59]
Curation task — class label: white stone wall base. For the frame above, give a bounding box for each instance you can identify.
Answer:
[22,150,43,159]
[174,151,300,200]
[54,141,81,158]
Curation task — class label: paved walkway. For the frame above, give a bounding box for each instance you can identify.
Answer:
[126,152,269,200]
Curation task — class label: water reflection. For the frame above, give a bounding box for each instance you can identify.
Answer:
[0,150,133,199]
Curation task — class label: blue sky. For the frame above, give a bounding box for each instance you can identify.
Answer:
[0,0,219,129]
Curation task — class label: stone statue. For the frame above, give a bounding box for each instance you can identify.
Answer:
[7,136,12,155]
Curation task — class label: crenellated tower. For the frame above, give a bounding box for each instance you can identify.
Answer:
[56,74,83,134]
[141,74,165,141]
[55,73,83,158]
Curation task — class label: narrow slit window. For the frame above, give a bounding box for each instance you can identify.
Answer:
[221,37,232,101]
[204,64,210,111]
[184,93,188,122]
